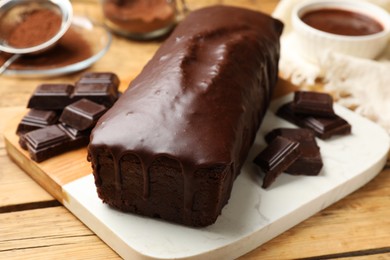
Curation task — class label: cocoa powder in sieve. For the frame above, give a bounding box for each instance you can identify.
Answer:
[0,27,93,70]
[7,9,62,48]
[0,13,93,71]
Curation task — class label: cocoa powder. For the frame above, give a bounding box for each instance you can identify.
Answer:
[7,9,62,48]
[0,27,93,70]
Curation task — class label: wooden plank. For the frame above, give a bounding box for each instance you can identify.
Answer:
[337,254,390,260]
[240,168,390,259]
[0,206,119,259]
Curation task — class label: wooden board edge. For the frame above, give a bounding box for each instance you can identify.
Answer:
[4,134,65,203]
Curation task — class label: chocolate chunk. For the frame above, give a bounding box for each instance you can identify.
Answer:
[16,109,59,135]
[277,102,352,139]
[18,135,28,150]
[265,128,323,176]
[59,99,106,131]
[77,72,120,90]
[20,72,121,162]
[26,72,120,110]
[24,124,89,162]
[58,123,90,149]
[27,84,74,110]
[291,91,335,117]
[24,125,71,162]
[73,81,118,107]
[58,123,91,139]
[254,136,301,188]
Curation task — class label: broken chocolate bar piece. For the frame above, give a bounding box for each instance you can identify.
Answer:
[265,128,323,176]
[58,123,91,139]
[58,124,90,150]
[24,125,71,162]
[27,72,120,110]
[277,102,351,139]
[291,91,335,117]
[254,136,301,188]
[16,109,59,135]
[59,99,106,131]
[18,135,28,150]
[77,72,120,90]
[20,72,121,162]
[24,124,89,162]
[27,84,74,110]
[73,81,118,107]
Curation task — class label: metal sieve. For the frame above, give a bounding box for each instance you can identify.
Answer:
[0,0,73,74]
[0,0,73,54]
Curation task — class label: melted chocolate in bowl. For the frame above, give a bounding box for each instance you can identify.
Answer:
[301,8,384,36]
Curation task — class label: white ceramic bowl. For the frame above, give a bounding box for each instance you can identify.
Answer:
[292,0,390,62]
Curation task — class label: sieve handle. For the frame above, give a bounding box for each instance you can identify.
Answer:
[0,54,22,75]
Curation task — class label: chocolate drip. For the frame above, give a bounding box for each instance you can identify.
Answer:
[112,150,122,192]
[181,163,195,223]
[140,155,153,199]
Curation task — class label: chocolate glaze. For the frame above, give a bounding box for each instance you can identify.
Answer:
[88,6,283,226]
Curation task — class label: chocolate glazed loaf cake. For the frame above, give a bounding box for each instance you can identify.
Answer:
[88,6,283,227]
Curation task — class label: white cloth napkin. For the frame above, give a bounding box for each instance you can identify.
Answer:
[272,0,390,133]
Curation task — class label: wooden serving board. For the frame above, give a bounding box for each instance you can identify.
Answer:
[4,95,389,260]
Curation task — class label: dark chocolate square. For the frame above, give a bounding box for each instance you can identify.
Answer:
[73,82,118,107]
[27,84,74,110]
[24,124,90,162]
[16,109,59,135]
[59,99,106,131]
[291,91,335,117]
[265,128,323,176]
[277,102,351,139]
[25,124,69,150]
[24,125,71,162]
[254,136,301,188]
[58,123,91,139]
[77,72,120,90]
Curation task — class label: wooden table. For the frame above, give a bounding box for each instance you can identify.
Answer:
[1,0,389,259]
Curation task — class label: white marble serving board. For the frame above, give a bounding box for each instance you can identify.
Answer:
[62,95,389,260]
